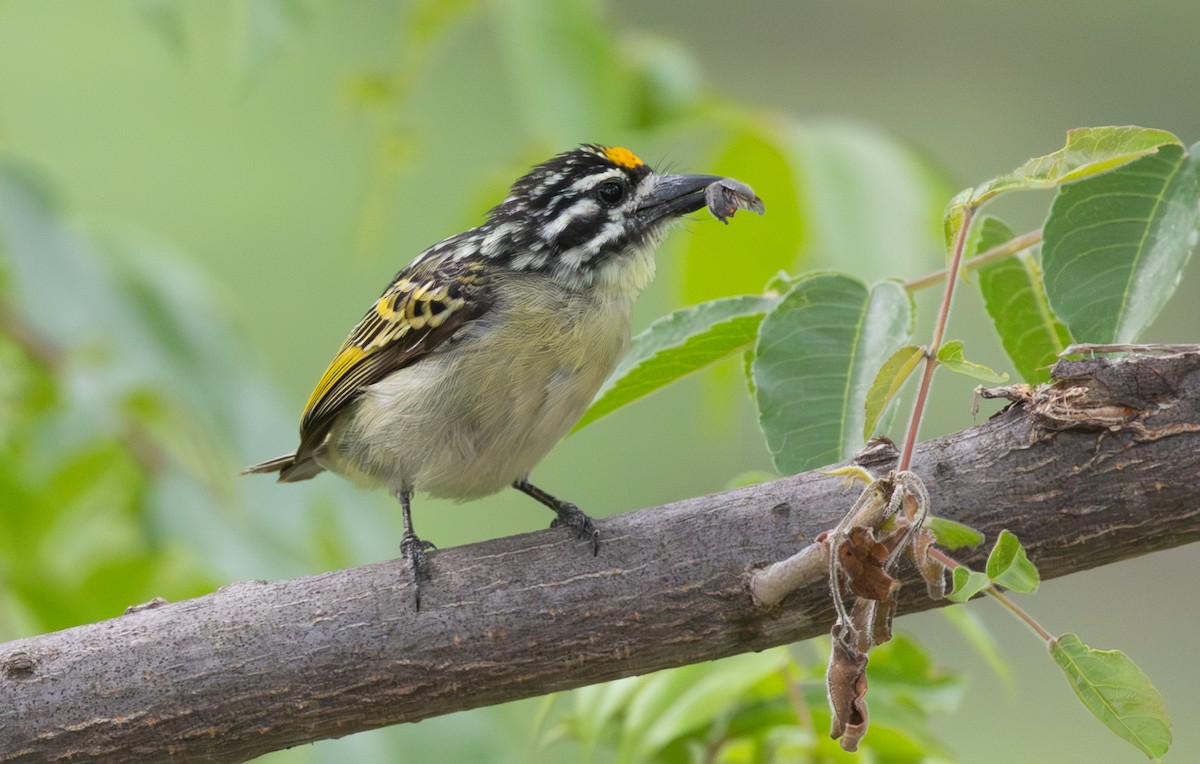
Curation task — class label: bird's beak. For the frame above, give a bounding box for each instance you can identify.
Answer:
[636,173,725,223]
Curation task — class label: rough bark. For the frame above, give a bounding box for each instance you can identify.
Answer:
[2,354,1199,763]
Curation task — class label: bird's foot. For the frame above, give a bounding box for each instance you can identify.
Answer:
[400,533,437,610]
[550,503,600,556]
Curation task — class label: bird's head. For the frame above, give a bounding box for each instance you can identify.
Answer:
[474,145,728,289]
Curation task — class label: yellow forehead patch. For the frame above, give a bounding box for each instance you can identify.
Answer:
[603,146,645,170]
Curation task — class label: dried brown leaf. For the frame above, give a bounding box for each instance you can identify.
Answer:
[837,526,899,601]
[900,488,922,522]
[909,527,949,599]
[849,597,895,650]
[827,626,870,751]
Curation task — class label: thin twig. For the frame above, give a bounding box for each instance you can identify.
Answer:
[897,206,976,471]
[902,229,1042,292]
[984,586,1053,642]
[926,547,1053,642]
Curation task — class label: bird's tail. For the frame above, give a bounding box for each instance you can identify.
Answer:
[241,453,325,482]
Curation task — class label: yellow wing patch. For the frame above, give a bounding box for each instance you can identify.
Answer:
[303,344,366,419]
[298,263,482,440]
[603,146,645,170]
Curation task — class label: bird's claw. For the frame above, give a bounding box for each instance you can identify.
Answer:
[550,502,600,555]
[400,533,436,609]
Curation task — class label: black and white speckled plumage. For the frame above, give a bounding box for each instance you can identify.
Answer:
[412,145,662,278]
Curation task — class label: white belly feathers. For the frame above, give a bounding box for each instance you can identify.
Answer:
[317,271,634,500]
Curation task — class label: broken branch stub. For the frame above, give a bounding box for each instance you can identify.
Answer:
[748,470,947,752]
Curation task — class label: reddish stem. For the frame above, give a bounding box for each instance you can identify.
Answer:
[903,229,1042,292]
[897,206,975,471]
[927,547,1053,642]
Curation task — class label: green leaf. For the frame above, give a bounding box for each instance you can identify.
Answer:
[575,295,774,431]
[754,274,913,473]
[619,663,713,758]
[862,344,924,440]
[624,650,790,763]
[945,567,990,603]
[985,530,1040,593]
[568,675,648,758]
[935,340,1008,384]
[975,127,1180,204]
[973,216,1072,384]
[681,126,802,304]
[942,187,974,254]
[944,127,1181,250]
[1050,633,1171,759]
[926,515,984,550]
[764,270,799,295]
[1042,141,1200,344]
[489,0,630,144]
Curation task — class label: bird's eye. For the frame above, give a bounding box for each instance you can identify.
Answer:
[596,180,626,205]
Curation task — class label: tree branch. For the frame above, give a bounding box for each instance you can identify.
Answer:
[2,354,1199,763]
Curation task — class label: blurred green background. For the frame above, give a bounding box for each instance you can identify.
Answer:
[1,1,1198,762]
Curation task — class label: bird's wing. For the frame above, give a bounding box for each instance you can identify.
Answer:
[295,255,492,460]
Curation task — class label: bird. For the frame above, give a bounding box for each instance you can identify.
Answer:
[244,144,763,607]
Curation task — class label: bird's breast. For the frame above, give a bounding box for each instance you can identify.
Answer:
[327,272,635,499]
